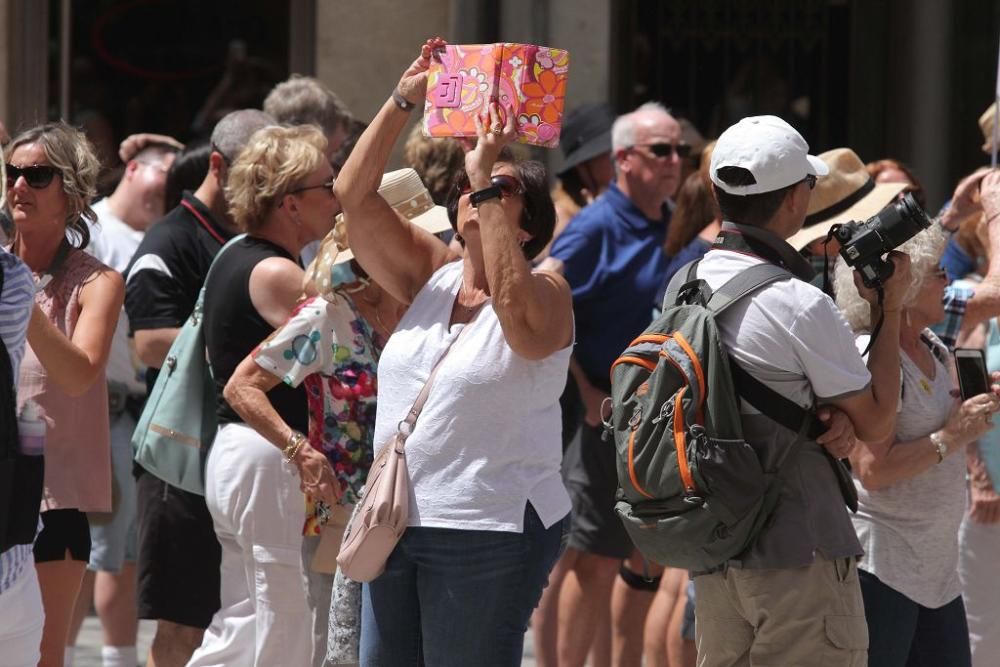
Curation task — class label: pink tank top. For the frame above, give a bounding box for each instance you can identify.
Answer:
[18,248,112,512]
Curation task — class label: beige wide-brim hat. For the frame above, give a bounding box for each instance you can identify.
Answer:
[786,148,907,251]
[304,167,452,299]
[980,102,997,153]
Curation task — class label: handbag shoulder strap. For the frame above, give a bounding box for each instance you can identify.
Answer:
[191,233,246,320]
[395,304,486,446]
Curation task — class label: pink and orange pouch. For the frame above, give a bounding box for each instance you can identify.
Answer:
[422,43,570,148]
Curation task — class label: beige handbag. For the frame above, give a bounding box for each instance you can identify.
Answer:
[336,306,483,582]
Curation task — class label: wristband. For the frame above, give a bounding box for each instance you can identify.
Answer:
[391,88,417,112]
[469,185,502,208]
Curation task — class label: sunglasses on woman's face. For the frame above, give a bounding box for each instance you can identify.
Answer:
[6,164,58,190]
[458,174,525,199]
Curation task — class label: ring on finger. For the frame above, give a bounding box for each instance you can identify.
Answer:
[491,124,503,135]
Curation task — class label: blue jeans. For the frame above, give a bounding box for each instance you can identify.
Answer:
[859,568,971,667]
[360,504,567,666]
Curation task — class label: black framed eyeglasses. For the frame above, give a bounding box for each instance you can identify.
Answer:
[288,179,335,195]
[6,163,59,189]
[457,173,525,199]
[632,142,692,160]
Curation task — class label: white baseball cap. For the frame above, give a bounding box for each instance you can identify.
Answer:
[710,115,829,195]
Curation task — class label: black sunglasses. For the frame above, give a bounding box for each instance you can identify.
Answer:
[458,174,525,199]
[633,143,692,160]
[288,179,335,195]
[803,174,818,190]
[6,164,58,189]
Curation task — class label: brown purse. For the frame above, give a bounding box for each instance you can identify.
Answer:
[336,306,483,582]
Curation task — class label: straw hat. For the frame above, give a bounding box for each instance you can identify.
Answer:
[980,102,997,154]
[303,168,451,299]
[786,148,907,250]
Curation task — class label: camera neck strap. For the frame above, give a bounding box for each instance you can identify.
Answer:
[712,223,816,282]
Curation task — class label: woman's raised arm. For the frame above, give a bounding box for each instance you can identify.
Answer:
[334,38,455,304]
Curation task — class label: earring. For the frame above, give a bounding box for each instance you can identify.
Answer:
[904,309,912,327]
[519,238,527,248]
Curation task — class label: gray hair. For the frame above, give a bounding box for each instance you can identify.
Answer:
[834,224,948,331]
[611,101,672,152]
[210,109,275,164]
[263,75,352,136]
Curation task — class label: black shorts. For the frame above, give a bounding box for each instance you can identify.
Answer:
[33,509,91,563]
[135,468,221,629]
[563,422,634,559]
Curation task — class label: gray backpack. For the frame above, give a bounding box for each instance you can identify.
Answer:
[608,260,849,572]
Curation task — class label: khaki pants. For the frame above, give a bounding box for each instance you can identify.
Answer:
[694,556,868,667]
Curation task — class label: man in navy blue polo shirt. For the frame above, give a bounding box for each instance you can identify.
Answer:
[545,101,703,666]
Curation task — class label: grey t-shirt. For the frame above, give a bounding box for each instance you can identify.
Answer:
[853,330,965,608]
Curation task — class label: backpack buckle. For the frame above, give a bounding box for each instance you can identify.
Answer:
[676,279,712,307]
[600,397,615,442]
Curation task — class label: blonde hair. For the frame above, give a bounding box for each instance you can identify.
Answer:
[4,122,100,247]
[225,125,327,232]
[834,224,948,331]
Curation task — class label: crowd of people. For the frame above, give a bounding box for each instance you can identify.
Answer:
[2,35,1000,667]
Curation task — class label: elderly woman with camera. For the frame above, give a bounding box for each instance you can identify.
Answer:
[835,221,1000,666]
[334,38,573,666]
[5,122,124,667]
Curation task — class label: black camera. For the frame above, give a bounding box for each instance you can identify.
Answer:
[833,193,931,288]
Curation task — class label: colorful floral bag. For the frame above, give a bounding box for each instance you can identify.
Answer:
[423,43,570,148]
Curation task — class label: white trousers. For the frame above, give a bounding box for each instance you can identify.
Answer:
[958,514,1000,667]
[186,423,311,667]
[0,561,44,667]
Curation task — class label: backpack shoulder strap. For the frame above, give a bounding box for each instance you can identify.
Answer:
[703,262,826,440]
[706,262,791,317]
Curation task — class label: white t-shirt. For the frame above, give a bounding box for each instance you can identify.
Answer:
[87,199,145,393]
[372,260,573,532]
[852,330,965,608]
[696,248,872,410]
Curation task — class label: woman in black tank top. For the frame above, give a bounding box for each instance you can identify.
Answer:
[191,125,338,667]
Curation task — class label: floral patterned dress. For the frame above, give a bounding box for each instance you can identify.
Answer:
[254,294,381,535]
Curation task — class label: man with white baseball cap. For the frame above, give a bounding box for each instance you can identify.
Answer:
[689,115,912,666]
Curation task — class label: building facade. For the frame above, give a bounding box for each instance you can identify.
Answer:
[1,0,998,209]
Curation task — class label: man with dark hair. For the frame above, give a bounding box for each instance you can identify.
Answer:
[693,115,911,666]
[124,108,273,667]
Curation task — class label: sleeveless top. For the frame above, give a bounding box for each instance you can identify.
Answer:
[18,248,112,512]
[203,236,308,433]
[372,260,573,532]
[852,329,963,608]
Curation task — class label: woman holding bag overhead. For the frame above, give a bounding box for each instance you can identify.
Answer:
[334,37,574,666]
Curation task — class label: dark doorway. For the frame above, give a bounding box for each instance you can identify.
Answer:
[49,0,290,164]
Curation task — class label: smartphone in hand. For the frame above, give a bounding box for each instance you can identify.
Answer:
[955,348,991,400]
